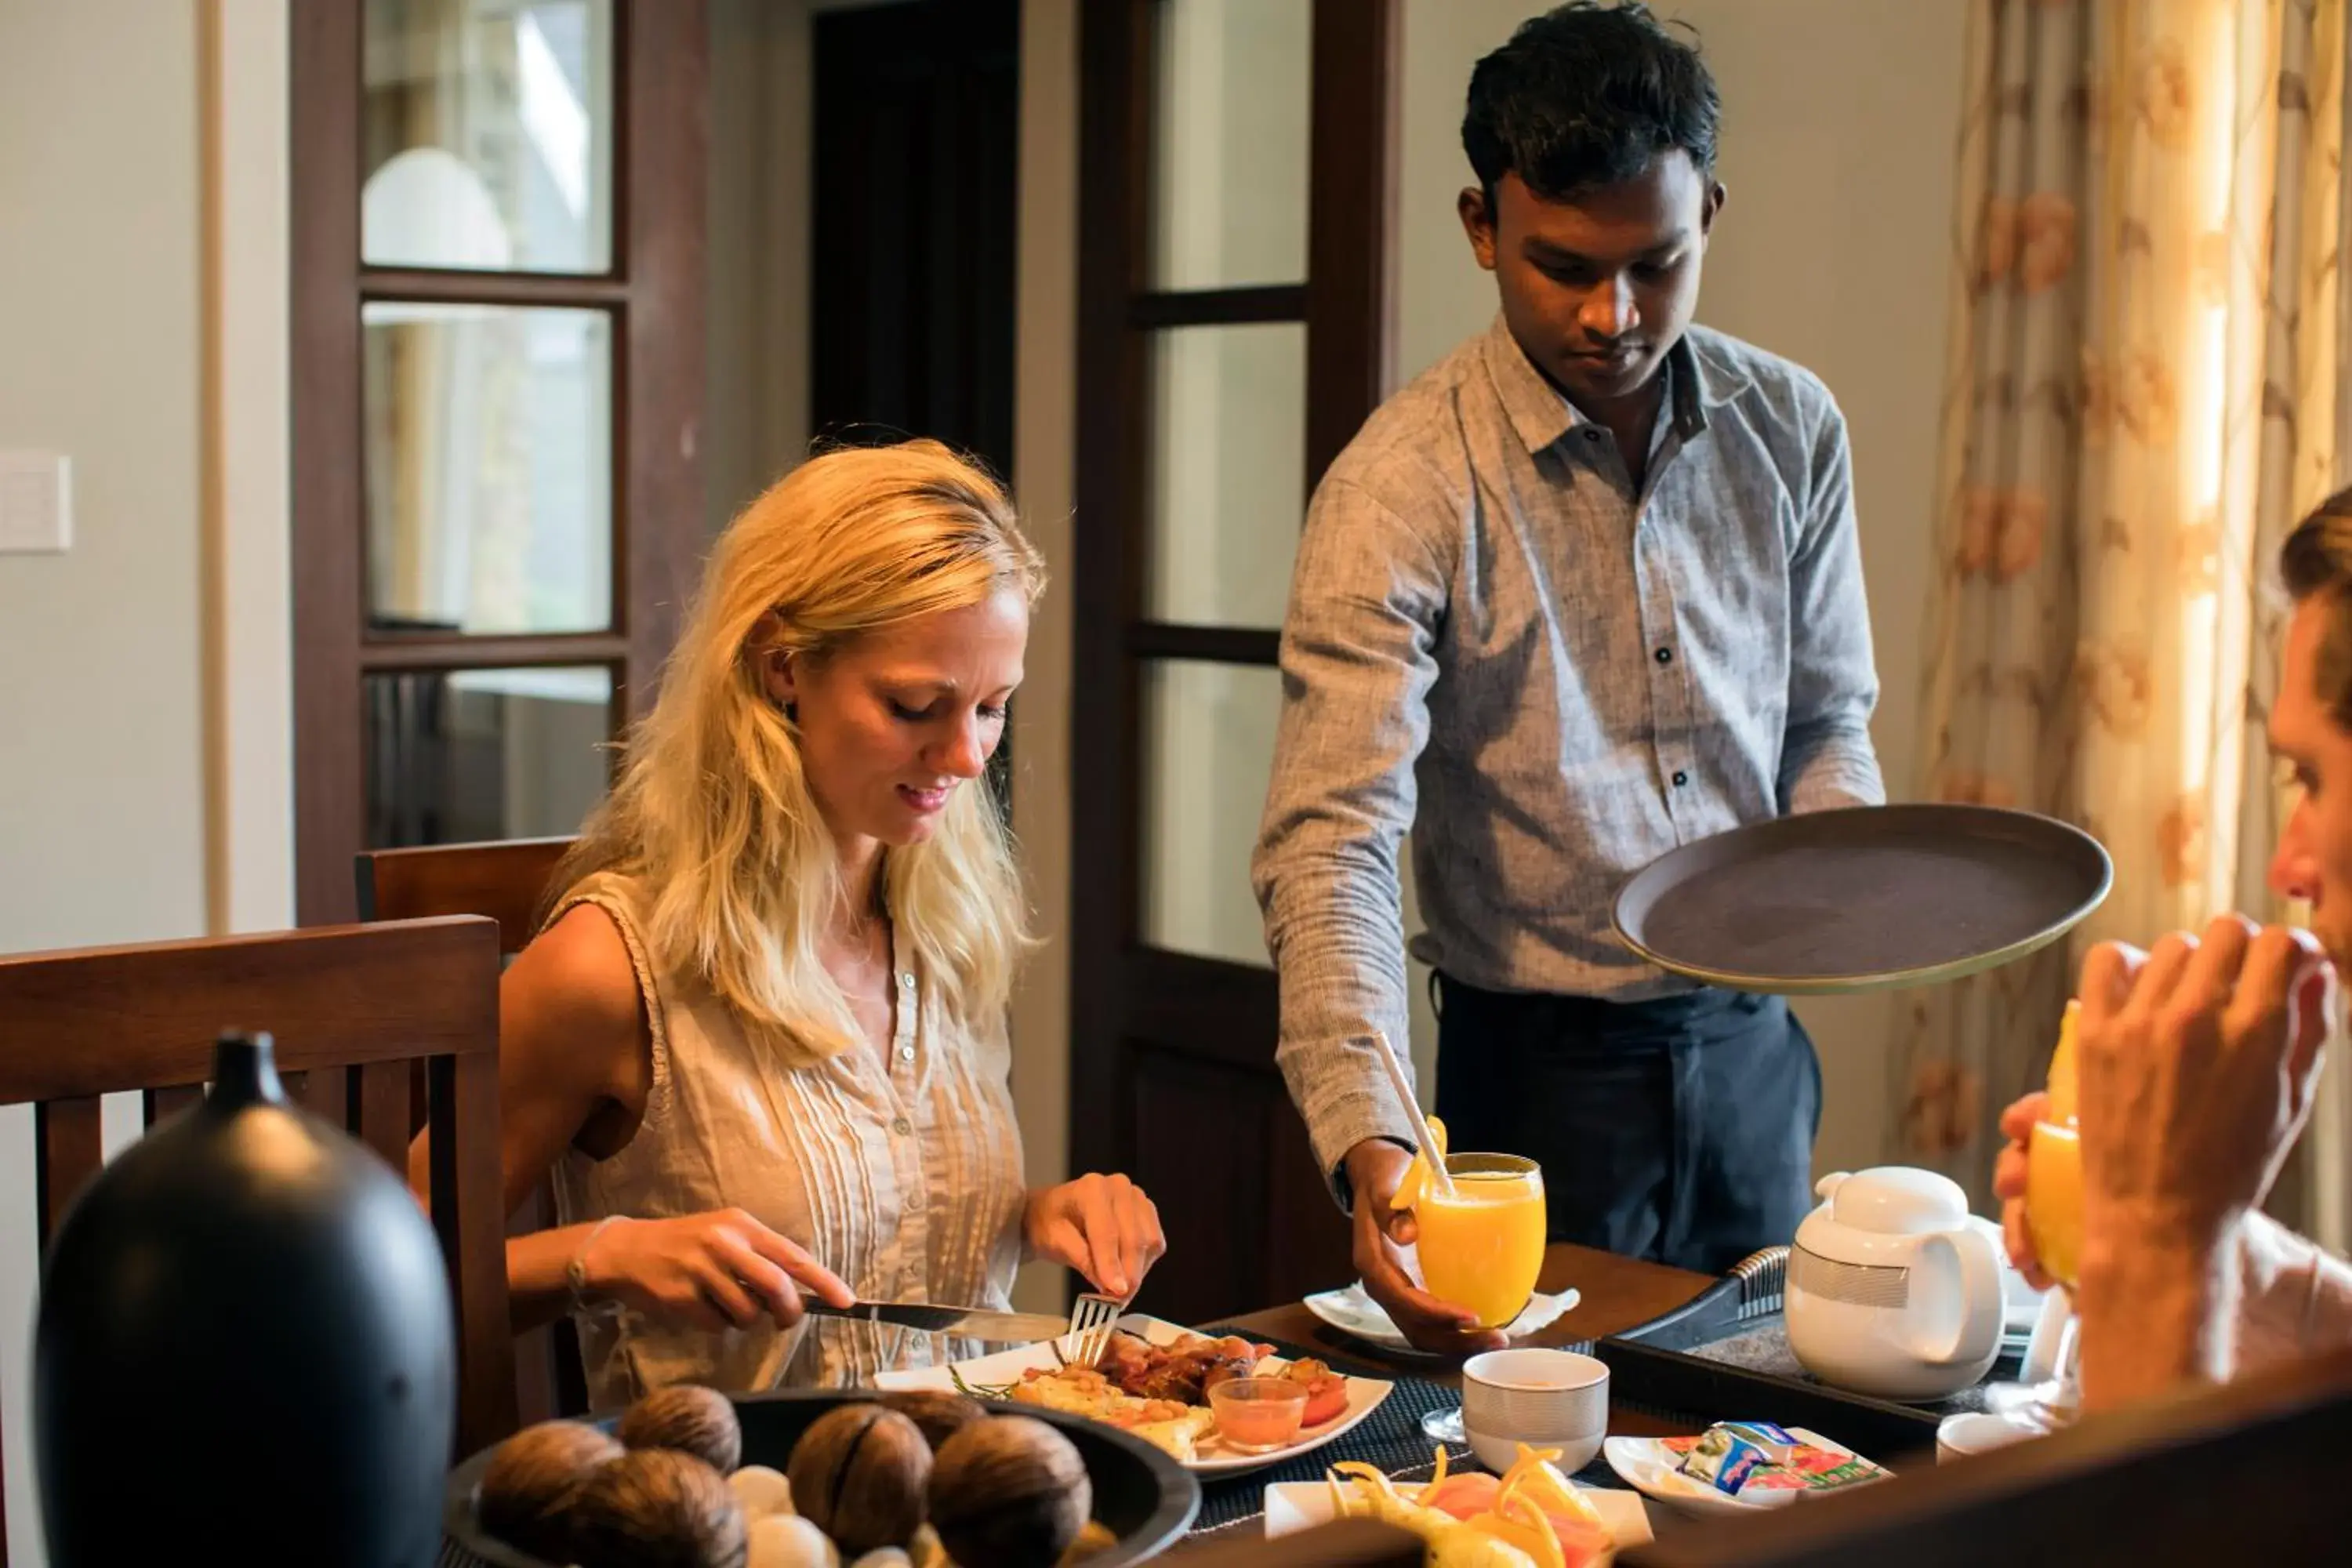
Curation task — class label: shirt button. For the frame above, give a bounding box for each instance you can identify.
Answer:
[1654,646,1674,665]
[904,1190,923,1213]
[899,972,916,990]
[1582,428,1602,442]
[1672,770,1690,788]
[898,1044,916,1063]
[891,1116,913,1136]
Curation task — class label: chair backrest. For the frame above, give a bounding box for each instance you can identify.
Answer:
[0,916,519,1529]
[354,836,577,956]
[355,836,587,1423]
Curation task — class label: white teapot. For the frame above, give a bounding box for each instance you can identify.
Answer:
[1786,1167,2007,1400]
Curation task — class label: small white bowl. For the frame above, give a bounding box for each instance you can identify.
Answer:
[1462,1348,1610,1437]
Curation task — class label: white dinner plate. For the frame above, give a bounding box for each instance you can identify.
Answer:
[873,1313,1392,1477]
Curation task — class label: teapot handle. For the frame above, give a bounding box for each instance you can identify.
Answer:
[1907,1225,2006,1367]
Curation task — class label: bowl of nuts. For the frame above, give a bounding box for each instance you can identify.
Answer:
[443,1385,1200,1568]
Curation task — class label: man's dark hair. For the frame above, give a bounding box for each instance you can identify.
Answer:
[1462,2,1720,208]
[2281,488,2352,731]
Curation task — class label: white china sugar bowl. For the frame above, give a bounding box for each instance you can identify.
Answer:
[1787,1167,2005,1401]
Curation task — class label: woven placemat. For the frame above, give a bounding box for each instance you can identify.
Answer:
[1189,1363,1468,1531]
[1188,1330,1624,1537]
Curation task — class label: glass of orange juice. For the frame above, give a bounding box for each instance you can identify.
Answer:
[1412,1153,1545,1443]
[2025,1120,2082,1291]
[1982,1012,2086,1431]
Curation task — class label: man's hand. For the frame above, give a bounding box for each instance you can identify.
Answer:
[1990,1091,2056,1291]
[2076,919,2335,1250]
[1344,1138,1508,1357]
[2060,919,2336,1410]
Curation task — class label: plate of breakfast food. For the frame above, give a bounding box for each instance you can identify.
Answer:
[874,1315,1392,1475]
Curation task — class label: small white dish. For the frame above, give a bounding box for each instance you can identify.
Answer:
[1601,1436,1769,1519]
[1936,1409,2049,1463]
[1302,1279,1581,1358]
[874,1313,1392,1477]
[1263,1479,1651,1551]
[1601,1427,1884,1519]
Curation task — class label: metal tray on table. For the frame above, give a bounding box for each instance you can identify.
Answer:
[1599,1249,1944,1464]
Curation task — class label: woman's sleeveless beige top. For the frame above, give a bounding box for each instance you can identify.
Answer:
[548,871,1028,1408]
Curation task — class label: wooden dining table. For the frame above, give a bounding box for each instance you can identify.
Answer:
[1217,1240,1718,1439]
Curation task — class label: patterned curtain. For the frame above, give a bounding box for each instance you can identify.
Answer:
[1894,0,2347,1208]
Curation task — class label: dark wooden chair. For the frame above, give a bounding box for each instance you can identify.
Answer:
[356,836,586,1421]
[355,837,576,957]
[0,915,517,1561]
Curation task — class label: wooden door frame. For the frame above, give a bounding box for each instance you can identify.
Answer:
[289,0,706,924]
[1067,0,1397,1300]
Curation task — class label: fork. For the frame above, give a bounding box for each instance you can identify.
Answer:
[1064,1291,1124,1367]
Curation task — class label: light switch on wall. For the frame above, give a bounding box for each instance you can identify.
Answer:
[0,452,73,553]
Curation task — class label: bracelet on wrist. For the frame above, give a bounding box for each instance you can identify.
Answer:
[568,1215,626,1314]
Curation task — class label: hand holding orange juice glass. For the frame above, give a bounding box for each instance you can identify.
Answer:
[2025,1001,2085,1290]
[1394,1117,1548,1329]
[1393,1115,1549,1446]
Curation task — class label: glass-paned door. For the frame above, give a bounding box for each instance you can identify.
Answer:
[1068,0,1396,1324]
[292,0,706,921]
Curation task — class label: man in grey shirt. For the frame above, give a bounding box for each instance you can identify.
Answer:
[1252,1,1883,1352]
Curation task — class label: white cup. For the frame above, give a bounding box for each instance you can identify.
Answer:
[1461,1348,1609,1473]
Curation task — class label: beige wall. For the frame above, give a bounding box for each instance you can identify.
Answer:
[0,4,206,953]
[0,2,201,1559]
[1395,0,1966,1180]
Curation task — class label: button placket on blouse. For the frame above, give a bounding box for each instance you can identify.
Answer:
[886,963,926,1221]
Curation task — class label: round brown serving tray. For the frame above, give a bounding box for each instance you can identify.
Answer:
[1611,804,2113,995]
[442,1389,1200,1568]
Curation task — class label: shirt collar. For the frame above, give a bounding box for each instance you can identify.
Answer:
[1481,314,1748,455]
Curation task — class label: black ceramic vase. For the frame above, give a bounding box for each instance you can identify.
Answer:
[34,1031,456,1567]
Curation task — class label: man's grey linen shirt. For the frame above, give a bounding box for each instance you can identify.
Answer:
[1251,315,1886,1197]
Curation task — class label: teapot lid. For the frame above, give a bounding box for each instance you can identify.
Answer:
[1814,1167,1971,1235]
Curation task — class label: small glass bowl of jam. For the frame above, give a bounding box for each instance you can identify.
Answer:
[1207,1377,1311,1452]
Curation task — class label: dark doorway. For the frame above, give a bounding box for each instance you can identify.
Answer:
[810,0,1019,804]
[809,0,1020,482]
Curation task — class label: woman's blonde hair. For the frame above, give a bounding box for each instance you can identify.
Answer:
[558,439,1045,1062]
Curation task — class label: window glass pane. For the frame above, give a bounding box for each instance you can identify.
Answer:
[362,0,615,272]
[1146,322,1305,627]
[1140,659,1279,966]
[1149,0,1312,290]
[364,665,611,847]
[363,303,612,636]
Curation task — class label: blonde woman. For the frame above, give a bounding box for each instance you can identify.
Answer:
[416,441,1163,1403]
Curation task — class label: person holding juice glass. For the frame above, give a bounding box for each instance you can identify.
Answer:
[1252,2,1881,1359]
[1993,494,2352,1412]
